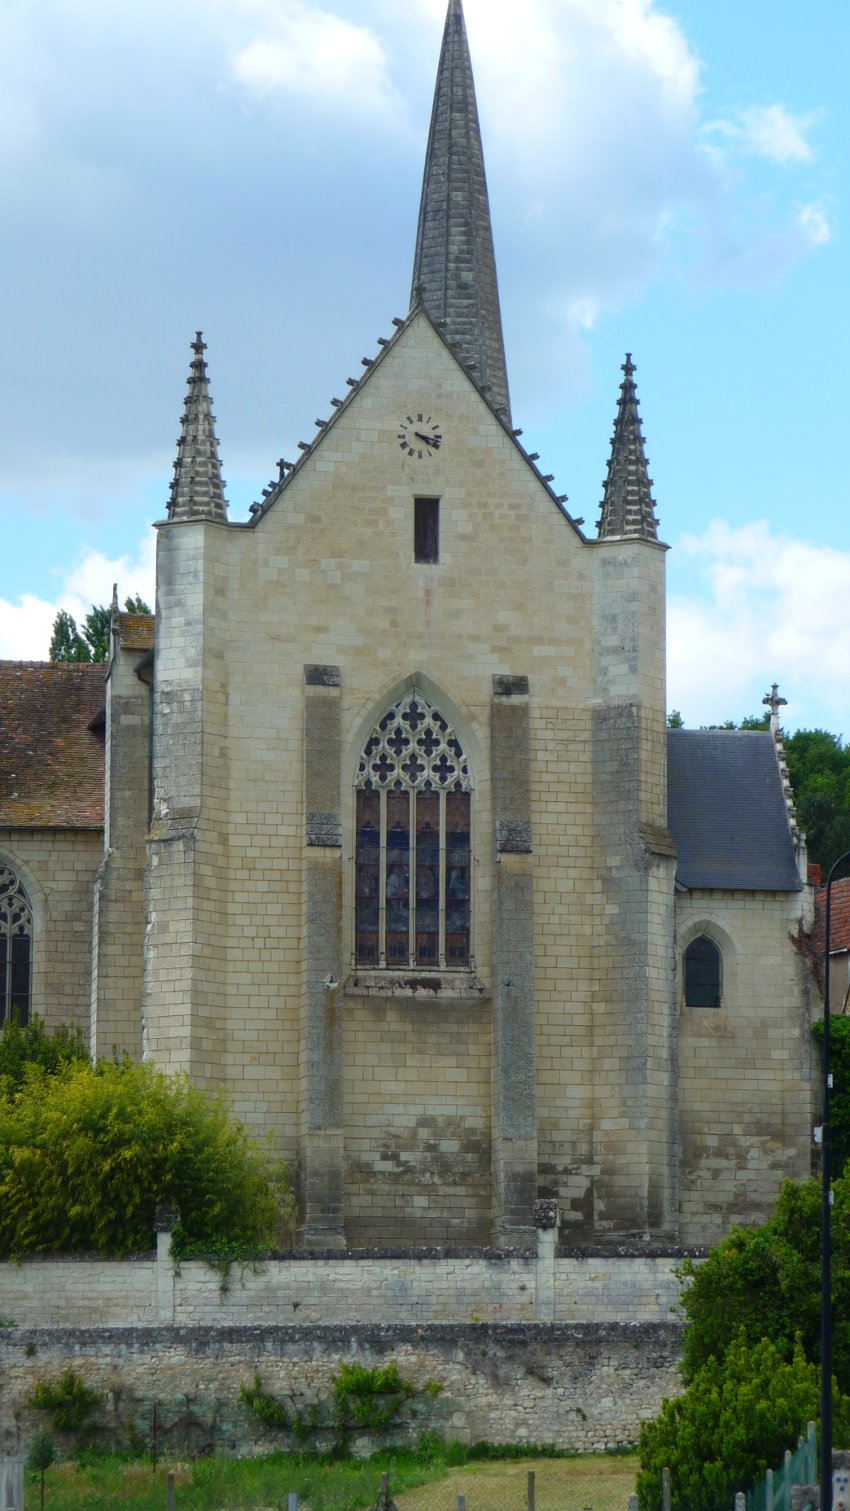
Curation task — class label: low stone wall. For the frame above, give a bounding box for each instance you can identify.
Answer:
[0,1322,684,1459]
[0,1238,695,1330]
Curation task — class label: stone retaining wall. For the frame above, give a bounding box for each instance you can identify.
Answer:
[0,1322,684,1458]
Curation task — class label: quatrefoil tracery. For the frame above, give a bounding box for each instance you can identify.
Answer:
[356,693,471,794]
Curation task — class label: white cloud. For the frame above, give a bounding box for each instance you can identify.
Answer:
[229,0,403,117]
[708,104,816,166]
[0,534,156,662]
[798,202,831,248]
[668,522,850,733]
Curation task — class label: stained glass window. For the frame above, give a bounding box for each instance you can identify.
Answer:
[355,691,472,969]
[0,867,32,1026]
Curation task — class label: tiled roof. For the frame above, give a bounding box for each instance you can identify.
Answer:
[116,613,155,652]
[0,662,106,829]
[814,877,850,954]
[667,729,802,892]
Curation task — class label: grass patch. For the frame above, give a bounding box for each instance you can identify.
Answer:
[25,1444,637,1511]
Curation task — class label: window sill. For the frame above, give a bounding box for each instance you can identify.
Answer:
[344,971,488,1003]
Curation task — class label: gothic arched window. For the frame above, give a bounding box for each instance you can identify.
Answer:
[684,934,722,1009]
[0,867,33,1026]
[355,691,472,970]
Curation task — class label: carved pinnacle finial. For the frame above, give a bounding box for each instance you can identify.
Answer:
[762,683,788,722]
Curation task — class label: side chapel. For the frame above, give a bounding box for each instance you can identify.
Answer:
[0,0,816,1248]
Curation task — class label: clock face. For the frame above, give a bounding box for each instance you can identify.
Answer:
[398,412,443,459]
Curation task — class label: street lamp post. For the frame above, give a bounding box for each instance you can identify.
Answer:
[820,849,850,1511]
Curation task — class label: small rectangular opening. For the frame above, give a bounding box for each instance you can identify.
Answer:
[414,497,440,564]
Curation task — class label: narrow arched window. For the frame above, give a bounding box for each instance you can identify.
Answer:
[0,867,33,1026]
[355,691,472,969]
[684,934,721,1008]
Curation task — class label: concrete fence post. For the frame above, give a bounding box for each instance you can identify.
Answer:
[662,1467,671,1511]
[0,1458,25,1511]
[167,1469,176,1510]
[735,1494,746,1511]
[527,1469,536,1511]
[766,1467,775,1511]
[629,1495,639,1511]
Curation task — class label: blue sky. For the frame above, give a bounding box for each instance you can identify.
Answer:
[0,0,847,733]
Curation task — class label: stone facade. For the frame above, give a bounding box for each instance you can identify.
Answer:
[0,0,817,1257]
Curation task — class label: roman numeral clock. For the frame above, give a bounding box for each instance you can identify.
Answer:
[398,413,443,459]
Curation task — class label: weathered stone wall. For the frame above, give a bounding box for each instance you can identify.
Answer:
[0,829,101,1040]
[0,1246,692,1330]
[676,887,815,1245]
[0,1321,684,1459]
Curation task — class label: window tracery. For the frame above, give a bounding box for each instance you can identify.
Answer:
[355,691,472,969]
[0,867,32,1026]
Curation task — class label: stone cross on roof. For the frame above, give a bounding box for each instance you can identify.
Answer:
[410,0,512,424]
[167,331,229,523]
[762,683,788,723]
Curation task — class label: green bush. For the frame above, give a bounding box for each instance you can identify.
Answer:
[813,1016,850,1178]
[29,1369,104,1432]
[0,1059,290,1256]
[0,1016,88,1097]
[678,1173,850,1391]
[637,1335,850,1511]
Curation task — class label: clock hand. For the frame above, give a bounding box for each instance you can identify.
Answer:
[414,432,440,447]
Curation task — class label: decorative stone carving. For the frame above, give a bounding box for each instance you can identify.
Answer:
[532,1200,559,1230]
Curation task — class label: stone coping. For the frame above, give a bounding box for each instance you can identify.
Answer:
[0,1244,706,1264]
[0,1319,686,1350]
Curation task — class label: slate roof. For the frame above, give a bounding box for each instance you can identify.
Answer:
[667,729,801,892]
[0,662,106,829]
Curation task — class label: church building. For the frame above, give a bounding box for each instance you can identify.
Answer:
[0,0,816,1249]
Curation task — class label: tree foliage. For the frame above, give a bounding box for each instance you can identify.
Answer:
[48,596,151,664]
[0,1015,88,1097]
[637,1335,850,1511]
[813,1016,850,1178]
[677,1173,850,1392]
[0,1059,289,1257]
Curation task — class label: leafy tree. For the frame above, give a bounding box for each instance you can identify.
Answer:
[637,1335,850,1511]
[80,605,111,662]
[0,1059,289,1257]
[667,710,684,729]
[677,1173,850,1392]
[784,730,850,876]
[123,593,151,614]
[0,1016,88,1097]
[813,1017,850,1177]
[48,609,89,663]
[48,595,152,664]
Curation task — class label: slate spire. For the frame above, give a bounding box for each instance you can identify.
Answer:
[596,355,659,542]
[167,332,229,522]
[411,0,511,423]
